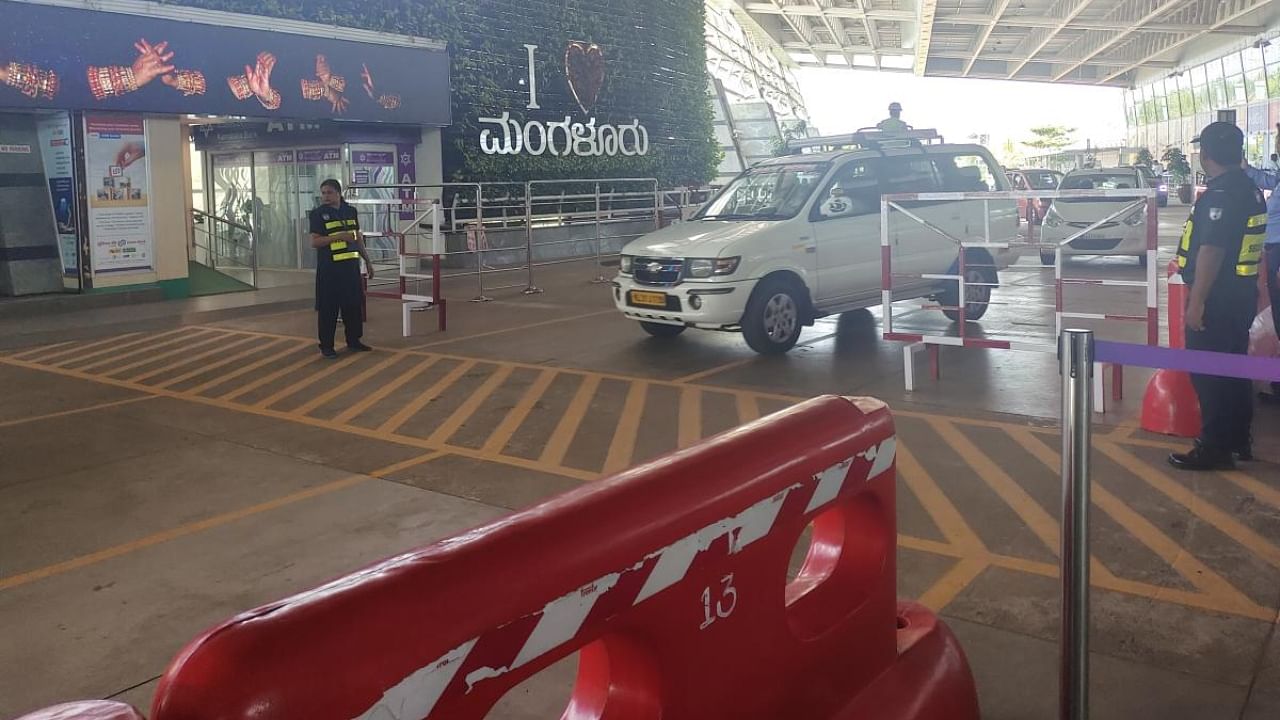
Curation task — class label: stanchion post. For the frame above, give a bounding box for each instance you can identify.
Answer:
[1059,329,1093,720]
[590,182,608,284]
[523,182,543,295]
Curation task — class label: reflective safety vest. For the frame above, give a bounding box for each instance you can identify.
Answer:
[325,217,361,261]
[1176,211,1266,277]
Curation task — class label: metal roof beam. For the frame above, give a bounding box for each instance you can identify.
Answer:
[962,0,1015,76]
[1100,0,1273,83]
[1052,0,1192,81]
[742,3,915,22]
[1006,0,1100,79]
[915,0,939,75]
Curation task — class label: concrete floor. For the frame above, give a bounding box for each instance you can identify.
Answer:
[1,206,1278,719]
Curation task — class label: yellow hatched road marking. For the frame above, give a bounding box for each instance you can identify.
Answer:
[156,338,289,390]
[331,356,439,426]
[1007,427,1263,613]
[8,340,77,361]
[291,353,404,417]
[735,393,760,424]
[77,329,217,374]
[39,332,152,365]
[482,368,557,455]
[110,332,231,379]
[603,381,649,475]
[427,365,515,445]
[677,386,702,449]
[378,360,477,434]
[220,352,327,402]
[540,374,602,467]
[187,342,308,396]
[1098,441,1280,570]
[129,334,260,384]
[254,354,363,409]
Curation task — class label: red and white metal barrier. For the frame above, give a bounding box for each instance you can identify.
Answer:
[880,188,1160,412]
[348,196,447,336]
[16,397,980,720]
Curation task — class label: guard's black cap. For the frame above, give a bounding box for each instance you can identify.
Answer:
[1191,121,1244,164]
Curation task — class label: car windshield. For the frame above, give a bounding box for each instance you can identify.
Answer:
[696,162,830,221]
[1024,171,1060,190]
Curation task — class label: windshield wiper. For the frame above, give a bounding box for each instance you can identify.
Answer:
[698,213,755,220]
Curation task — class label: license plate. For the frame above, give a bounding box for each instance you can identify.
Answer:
[629,291,668,308]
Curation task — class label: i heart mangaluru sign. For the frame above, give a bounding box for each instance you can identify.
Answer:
[565,41,605,114]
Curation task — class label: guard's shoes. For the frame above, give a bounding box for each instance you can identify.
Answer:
[1168,444,1235,472]
[347,342,374,352]
[320,347,339,360]
[1234,438,1254,463]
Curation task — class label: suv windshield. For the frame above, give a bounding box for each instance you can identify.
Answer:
[696,162,830,221]
[1023,170,1060,190]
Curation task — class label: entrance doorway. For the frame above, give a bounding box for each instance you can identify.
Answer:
[199,144,396,286]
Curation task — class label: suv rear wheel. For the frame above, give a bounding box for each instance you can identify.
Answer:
[640,321,686,338]
[940,263,997,323]
[742,277,804,354]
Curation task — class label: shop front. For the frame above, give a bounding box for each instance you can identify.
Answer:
[0,0,449,297]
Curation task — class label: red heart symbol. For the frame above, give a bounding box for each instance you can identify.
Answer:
[565,42,605,114]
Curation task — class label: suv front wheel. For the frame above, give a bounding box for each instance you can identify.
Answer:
[742,277,804,354]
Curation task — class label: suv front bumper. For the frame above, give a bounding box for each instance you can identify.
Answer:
[612,275,753,329]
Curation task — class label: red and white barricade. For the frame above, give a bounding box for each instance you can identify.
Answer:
[348,196,447,336]
[880,188,1160,413]
[16,397,979,720]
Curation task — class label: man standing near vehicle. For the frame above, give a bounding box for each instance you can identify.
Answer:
[1169,122,1267,470]
[877,102,910,132]
[310,178,374,359]
[1244,154,1280,405]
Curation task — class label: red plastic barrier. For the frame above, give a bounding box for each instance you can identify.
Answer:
[18,396,979,720]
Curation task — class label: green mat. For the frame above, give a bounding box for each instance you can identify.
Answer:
[187,261,254,296]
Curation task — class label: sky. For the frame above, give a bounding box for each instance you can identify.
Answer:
[796,68,1128,161]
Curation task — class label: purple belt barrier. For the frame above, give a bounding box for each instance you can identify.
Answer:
[1095,340,1280,382]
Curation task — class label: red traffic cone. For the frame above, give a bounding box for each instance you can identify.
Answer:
[1141,369,1201,438]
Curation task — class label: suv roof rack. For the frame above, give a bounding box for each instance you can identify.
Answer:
[786,128,945,154]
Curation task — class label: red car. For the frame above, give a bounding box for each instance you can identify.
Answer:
[1005,168,1063,224]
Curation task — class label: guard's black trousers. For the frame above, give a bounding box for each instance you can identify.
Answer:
[1186,282,1257,451]
[1268,247,1280,395]
[317,263,363,351]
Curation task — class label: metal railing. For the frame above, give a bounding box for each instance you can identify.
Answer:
[348,178,705,302]
[190,209,257,288]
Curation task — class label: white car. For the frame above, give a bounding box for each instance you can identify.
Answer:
[1040,167,1151,266]
[612,134,1020,354]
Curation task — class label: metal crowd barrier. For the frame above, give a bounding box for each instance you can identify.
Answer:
[350,179,710,302]
[880,188,1160,409]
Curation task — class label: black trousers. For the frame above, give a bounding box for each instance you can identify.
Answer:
[1268,247,1280,395]
[317,264,363,351]
[1186,282,1257,451]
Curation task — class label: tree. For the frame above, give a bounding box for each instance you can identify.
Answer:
[1022,126,1076,151]
[1161,147,1192,185]
[1135,148,1154,167]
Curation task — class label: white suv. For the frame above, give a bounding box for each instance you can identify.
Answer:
[613,134,1019,353]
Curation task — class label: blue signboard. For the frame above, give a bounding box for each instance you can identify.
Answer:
[0,0,451,126]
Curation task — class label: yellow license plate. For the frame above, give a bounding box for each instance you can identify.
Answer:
[629,291,668,308]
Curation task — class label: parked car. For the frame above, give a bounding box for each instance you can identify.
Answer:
[1005,168,1063,224]
[1039,167,1150,266]
[612,131,1020,354]
[1125,165,1168,206]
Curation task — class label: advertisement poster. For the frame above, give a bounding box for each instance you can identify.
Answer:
[0,0,449,126]
[85,114,152,274]
[35,114,78,276]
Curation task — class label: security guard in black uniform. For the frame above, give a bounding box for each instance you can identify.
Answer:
[1170,122,1267,471]
[310,179,374,359]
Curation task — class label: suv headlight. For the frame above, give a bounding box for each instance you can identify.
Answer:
[686,256,741,278]
[619,255,633,275]
[1043,206,1062,228]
